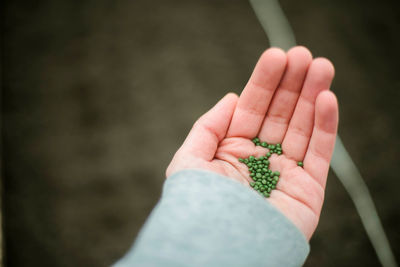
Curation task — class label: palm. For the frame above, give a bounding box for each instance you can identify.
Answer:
[167,47,338,240]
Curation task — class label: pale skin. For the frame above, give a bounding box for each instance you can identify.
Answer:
[166,46,339,240]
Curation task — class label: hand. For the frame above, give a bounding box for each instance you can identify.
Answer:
[166,46,338,240]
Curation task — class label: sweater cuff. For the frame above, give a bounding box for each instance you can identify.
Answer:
[115,169,309,267]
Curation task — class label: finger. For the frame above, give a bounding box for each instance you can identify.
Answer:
[226,48,287,138]
[258,46,312,143]
[178,93,238,161]
[282,58,335,161]
[303,91,339,187]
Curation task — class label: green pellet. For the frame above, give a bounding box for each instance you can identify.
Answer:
[261,142,267,147]
[297,161,304,167]
[237,137,284,198]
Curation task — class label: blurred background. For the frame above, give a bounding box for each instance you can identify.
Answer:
[2,0,400,266]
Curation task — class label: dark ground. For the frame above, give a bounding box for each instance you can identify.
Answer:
[2,0,400,266]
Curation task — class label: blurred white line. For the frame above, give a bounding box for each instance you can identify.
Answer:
[249,0,296,50]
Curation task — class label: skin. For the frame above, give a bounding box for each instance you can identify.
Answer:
[166,46,339,240]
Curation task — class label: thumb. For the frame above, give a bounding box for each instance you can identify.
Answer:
[178,92,238,161]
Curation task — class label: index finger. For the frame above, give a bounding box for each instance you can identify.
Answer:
[226,48,287,138]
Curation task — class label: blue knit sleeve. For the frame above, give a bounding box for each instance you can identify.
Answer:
[114,169,309,267]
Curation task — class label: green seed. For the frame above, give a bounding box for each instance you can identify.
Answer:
[297,161,304,167]
[261,142,267,147]
[238,138,285,196]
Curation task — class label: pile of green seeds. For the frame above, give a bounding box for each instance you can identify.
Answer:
[238,137,303,198]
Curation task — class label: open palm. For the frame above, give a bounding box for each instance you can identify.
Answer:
[166,47,338,240]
